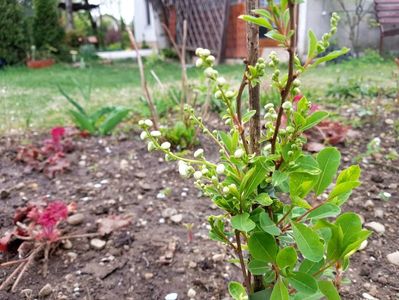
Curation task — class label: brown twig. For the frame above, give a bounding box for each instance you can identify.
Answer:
[271,1,297,155]
[235,230,251,294]
[126,27,160,130]
[236,64,251,154]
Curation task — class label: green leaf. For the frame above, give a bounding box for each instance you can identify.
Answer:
[314,147,341,195]
[98,107,130,135]
[229,281,248,300]
[276,246,297,269]
[241,159,270,200]
[254,193,273,206]
[219,131,233,153]
[247,259,269,275]
[242,110,257,124]
[288,272,319,295]
[270,278,289,300]
[302,111,329,131]
[259,211,281,235]
[291,155,321,175]
[307,30,318,59]
[299,258,325,275]
[58,85,87,116]
[272,170,288,187]
[336,165,361,184]
[294,112,306,128]
[318,280,341,300]
[307,203,341,220]
[248,232,278,263]
[249,289,272,300]
[68,110,95,134]
[328,181,360,202]
[231,213,256,232]
[312,48,350,67]
[265,30,287,43]
[292,222,324,262]
[239,15,273,30]
[252,9,272,20]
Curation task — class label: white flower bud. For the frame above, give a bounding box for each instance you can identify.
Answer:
[194,148,204,158]
[194,171,202,180]
[138,120,145,126]
[150,130,161,137]
[264,103,274,110]
[216,77,226,86]
[200,49,211,57]
[195,58,204,68]
[195,48,204,56]
[282,102,292,110]
[161,142,171,150]
[201,168,209,175]
[178,161,190,178]
[144,119,153,127]
[225,91,235,98]
[206,55,215,63]
[147,141,156,152]
[264,144,271,151]
[234,148,245,158]
[286,126,294,133]
[140,131,148,140]
[216,164,225,175]
[222,186,230,194]
[204,67,215,78]
[215,90,223,99]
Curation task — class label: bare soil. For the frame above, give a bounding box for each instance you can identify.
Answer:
[0,105,398,300]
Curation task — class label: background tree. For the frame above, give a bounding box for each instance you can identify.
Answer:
[335,0,373,57]
[32,0,64,50]
[0,1,28,65]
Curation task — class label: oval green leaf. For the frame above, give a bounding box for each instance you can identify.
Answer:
[248,232,278,263]
[292,222,324,262]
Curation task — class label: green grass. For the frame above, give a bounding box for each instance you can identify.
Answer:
[0,53,397,134]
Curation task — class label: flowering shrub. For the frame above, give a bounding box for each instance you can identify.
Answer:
[16,127,75,178]
[140,1,369,299]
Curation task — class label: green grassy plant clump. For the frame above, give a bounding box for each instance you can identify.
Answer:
[139,1,370,299]
[59,81,130,136]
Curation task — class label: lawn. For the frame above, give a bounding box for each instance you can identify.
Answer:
[0,53,396,134]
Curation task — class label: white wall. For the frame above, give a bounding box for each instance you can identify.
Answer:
[133,0,168,49]
[298,0,399,57]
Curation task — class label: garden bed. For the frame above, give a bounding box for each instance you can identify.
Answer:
[0,106,398,299]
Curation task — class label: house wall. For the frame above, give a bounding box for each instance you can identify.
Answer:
[298,0,399,57]
[134,0,168,49]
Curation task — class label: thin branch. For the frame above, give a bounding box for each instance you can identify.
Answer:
[271,1,297,154]
[236,63,250,154]
[235,230,251,294]
[127,27,160,130]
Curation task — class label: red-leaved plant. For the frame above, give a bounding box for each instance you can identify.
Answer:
[0,201,77,291]
[16,127,76,178]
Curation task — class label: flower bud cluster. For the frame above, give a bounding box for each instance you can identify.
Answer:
[268,51,280,68]
[264,103,277,138]
[318,13,341,53]
[195,48,216,69]
[246,58,266,86]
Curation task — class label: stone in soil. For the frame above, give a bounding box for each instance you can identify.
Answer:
[187,288,196,298]
[162,208,178,218]
[386,251,399,266]
[67,213,85,226]
[165,293,178,300]
[38,283,53,298]
[90,238,106,250]
[170,214,183,224]
[364,221,385,234]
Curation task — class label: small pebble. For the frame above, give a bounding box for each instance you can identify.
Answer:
[387,251,399,266]
[90,238,106,250]
[170,214,183,224]
[187,288,196,298]
[67,213,85,226]
[364,221,385,234]
[362,292,379,300]
[38,283,53,298]
[165,293,178,300]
